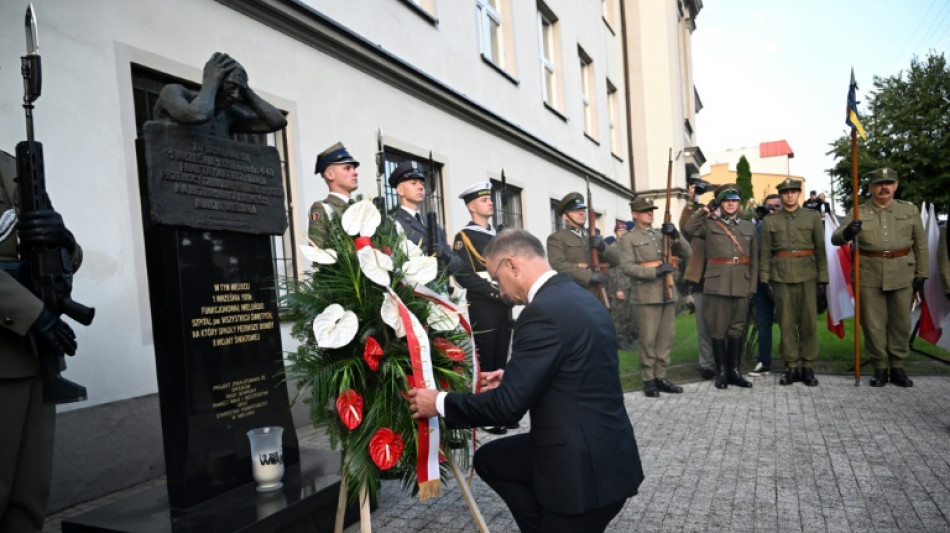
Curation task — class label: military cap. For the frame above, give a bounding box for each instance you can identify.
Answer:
[315,142,360,174]
[867,167,898,184]
[557,192,587,215]
[629,197,658,212]
[614,220,627,231]
[715,183,741,202]
[777,178,802,192]
[388,160,426,188]
[459,181,492,204]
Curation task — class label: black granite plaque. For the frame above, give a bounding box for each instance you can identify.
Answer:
[142,122,287,235]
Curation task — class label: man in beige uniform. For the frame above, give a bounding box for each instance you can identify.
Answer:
[546,192,616,303]
[619,197,690,397]
[832,168,927,387]
[760,178,827,386]
[308,142,359,246]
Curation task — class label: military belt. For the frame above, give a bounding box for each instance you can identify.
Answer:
[707,257,751,265]
[775,250,815,258]
[859,247,911,259]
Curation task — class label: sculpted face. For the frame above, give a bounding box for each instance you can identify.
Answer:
[217,68,247,109]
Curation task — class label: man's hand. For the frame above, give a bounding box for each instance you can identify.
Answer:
[589,235,606,254]
[661,222,680,240]
[817,282,828,314]
[655,263,676,278]
[18,209,75,251]
[590,271,608,285]
[408,388,439,419]
[767,283,775,300]
[616,290,625,300]
[30,308,77,356]
[842,220,862,241]
[479,369,504,391]
[913,277,926,297]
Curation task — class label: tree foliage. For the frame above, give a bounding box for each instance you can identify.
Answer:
[735,155,753,204]
[827,52,950,215]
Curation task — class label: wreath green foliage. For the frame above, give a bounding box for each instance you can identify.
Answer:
[280,204,473,502]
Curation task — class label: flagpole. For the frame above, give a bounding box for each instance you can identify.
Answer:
[851,127,861,386]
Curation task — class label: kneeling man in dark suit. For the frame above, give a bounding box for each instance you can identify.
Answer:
[410,229,643,533]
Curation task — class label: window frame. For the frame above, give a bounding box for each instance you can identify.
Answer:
[579,47,597,140]
[489,178,523,229]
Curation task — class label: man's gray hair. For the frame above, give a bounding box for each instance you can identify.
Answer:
[484,229,546,260]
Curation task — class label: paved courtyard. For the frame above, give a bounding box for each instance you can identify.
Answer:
[46,374,950,532]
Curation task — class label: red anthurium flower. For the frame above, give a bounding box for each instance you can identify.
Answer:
[438,378,450,390]
[433,337,465,361]
[354,236,373,250]
[363,336,384,371]
[381,245,393,255]
[335,390,364,430]
[369,428,404,470]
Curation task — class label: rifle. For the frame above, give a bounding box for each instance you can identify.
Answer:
[662,148,675,300]
[585,176,609,309]
[373,127,385,213]
[425,151,437,256]
[16,4,94,404]
[499,168,507,230]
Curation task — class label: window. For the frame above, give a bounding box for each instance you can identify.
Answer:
[550,199,564,232]
[537,3,561,110]
[477,0,516,78]
[489,179,523,229]
[378,147,446,228]
[131,65,297,303]
[602,0,616,31]
[607,79,622,157]
[579,48,597,140]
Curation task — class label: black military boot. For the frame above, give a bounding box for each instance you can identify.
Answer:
[656,378,683,394]
[869,368,888,387]
[779,366,799,386]
[712,338,728,390]
[889,368,913,387]
[643,379,660,398]
[725,337,752,388]
[800,367,819,387]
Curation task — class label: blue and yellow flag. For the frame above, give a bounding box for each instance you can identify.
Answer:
[846,68,867,140]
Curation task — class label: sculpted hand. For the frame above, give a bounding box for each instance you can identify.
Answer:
[202,52,238,86]
[842,220,862,241]
[408,388,439,419]
[30,308,77,357]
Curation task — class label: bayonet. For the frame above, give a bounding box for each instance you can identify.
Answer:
[25,3,39,55]
[22,3,43,138]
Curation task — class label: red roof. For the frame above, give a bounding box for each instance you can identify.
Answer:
[759,140,794,159]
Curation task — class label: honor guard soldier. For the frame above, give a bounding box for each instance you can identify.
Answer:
[546,192,617,301]
[832,168,928,387]
[453,182,514,434]
[679,184,715,379]
[388,160,465,274]
[308,142,359,247]
[760,178,827,386]
[1,151,83,531]
[608,221,635,350]
[619,197,690,397]
[684,184,756,389]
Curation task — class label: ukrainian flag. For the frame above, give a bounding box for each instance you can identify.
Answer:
[846,68,867,140]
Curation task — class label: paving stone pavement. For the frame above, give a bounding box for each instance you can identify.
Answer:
[45,374,950,532]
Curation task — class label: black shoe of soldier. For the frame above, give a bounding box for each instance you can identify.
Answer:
[869,368,888,387]
[800,368,819,387]
[889,368,913,387]
[779,367,798,386]
[655,378,683,394]
[701,368,715,380]
[643,380,660,398]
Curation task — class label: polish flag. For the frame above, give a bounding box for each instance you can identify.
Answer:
[824,213,854,339]
[918,203,949,344]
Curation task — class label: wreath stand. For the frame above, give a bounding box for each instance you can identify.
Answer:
[332,453,489,533]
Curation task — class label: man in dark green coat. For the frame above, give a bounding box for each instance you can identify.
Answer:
[832,168,927,387]
[308,142,359,246]
[546,192,616,304]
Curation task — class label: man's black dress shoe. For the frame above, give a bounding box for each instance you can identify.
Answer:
[701,368,715,380]
[869,368,888,387]
[655,378,683,393]
[482,426,507,435]
[643,380,660,397]
[800,368,819,387]
[889,368,913,387]
[779,367,799,386]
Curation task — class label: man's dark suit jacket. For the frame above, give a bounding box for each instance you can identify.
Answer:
[444,273,644,515]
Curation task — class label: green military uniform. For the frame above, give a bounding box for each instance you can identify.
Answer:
[939,226,949,296]
[619,199,690,383]
[308,193,351,247]
[760,179,827,381]
[546,193,619,303]
[607,243,634,349]
[0,150,53,532]
[831,170,927,375]
[683,185,757,388]
[679,203,714,376]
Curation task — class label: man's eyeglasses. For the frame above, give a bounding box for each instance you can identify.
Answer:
[488,256,510,284]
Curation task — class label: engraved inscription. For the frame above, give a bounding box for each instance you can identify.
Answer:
[210,374,270,421]
[189,282,275,347]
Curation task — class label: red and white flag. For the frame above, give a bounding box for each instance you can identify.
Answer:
[824,213,854,338]
[918,203,949,345]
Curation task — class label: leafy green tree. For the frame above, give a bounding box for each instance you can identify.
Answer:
[827,52,950,215]
[736,155,753,204]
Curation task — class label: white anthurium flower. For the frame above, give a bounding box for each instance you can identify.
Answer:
[427,301,460,331]
[402,255,438,287]
[341,199,381,237]
[298,243,338,265]
[357,247,393,286]
[380,294,406,338]
[312,304,359,348]
[400,238,425,259]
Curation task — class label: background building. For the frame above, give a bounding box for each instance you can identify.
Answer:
[701,140,805,204]
[0,0,702,512]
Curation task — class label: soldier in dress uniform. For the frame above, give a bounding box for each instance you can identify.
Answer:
[619,197,690,397]
[388,160,464,274]
[0,150,83,531]
[832,168,928,387]
[546,192,616,302]
[452,182,513,434]
[308,142,359,247]
[679,184,715,379]
[608,221,634,349]
[760,178,828,386]
[683,184,756,389]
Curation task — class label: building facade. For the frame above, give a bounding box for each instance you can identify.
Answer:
[701,141,805,205]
